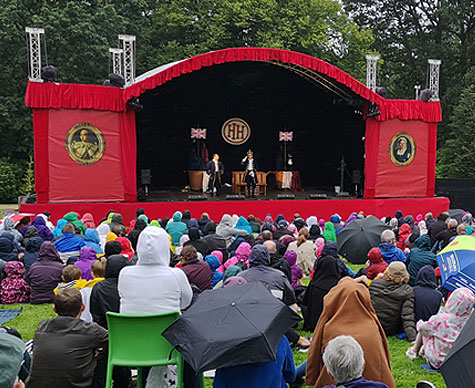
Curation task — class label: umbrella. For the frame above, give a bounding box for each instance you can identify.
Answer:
[448,209,466,224]
[440,311,475,387]
[337,217,390,264]
[436,235,475,293]
[162,281,301,373]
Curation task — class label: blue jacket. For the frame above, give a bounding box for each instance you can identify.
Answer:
[205,255,224,288]
[378,243,407,264]
[323,377,389,388]
[213,336,295,388]
[54,233,85,253]
[84,229,103,254]
[166,212,188,246]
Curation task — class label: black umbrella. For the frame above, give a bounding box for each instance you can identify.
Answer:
[162,281,301,373]
[337,217,390,264]
[440,312,475,387]
[448,209,466,224]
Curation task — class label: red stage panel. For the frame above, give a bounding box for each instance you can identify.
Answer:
[20,197,450,225]
[47,109,125,202]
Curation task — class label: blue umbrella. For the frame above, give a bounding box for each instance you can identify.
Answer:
[436,235,475,293]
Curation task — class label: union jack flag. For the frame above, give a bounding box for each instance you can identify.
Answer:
[191,128,207,139]
[279,131,293,141]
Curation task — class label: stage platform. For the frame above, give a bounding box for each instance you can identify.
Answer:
[20,196,450,224]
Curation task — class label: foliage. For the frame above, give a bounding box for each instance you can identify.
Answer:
[20,155,35,195]
[437,67,475,178]
[0,158,23,203]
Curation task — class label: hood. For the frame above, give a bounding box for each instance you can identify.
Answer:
[81,213,95,228]
[309,225,321,237]
[32,216,46,228]
[277,219,288,228]
[105,254,129,278]
[38,241,61,262]
[0,236,13,253]
[105,241,123,257]
[134,219,147,231]
[399,223,412,236]
[280,235,295,247]
[78,246,97,262]
[321,241,338,258]
[85,228,100,244]
[137,226,170,266]
[182,210,191,220]
[368,247,383,264]
[415,234,431,250]
[223,276,248,288]
[26,236,44,252]
[64,212,79,222]
[188,218,199,228]
[111,213,123,225]
[136,207,145,217]
[205,255,221,271]
[138,214,149,225]
[330,214,341,223]
[235,242,252,261]
[150,220,160,227]
[445,287,475,318]
[395,210,403,219]
[236,216,250,228]
[179,234,190,247]
[97,223,110,237]
[211,250,223,264]
[404,215,415,226]
[220,214,233,227]
[275,214,285,224]
[248,245,270,267]
[306,216,318,228]
[53,220,67,238]
[204,222,217,235]
[3,217,15,231]
[188,227,201,241]
[172,211,183,222]
[24,226,39,239]
[4,261,25,278]
[116,237,133,253]
[415,265,437,288]
[284,250,297,266]
[224,265,243,280]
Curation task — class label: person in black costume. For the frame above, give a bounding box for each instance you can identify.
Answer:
[206,154,224,195]
[241,150,258,197]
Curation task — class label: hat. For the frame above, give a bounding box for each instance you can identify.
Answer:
[0,332,26,387]
[384,261,409,285]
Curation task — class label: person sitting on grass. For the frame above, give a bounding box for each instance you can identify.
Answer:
[80,258,107,322]
[413,266,443,323]
[378,230,407,264]
[321,335,390,388]
[54,265,87,294]
[53,223,86,264]
[0,331,26,388]
[366,247,388,281]
[26,288,108,388]
[406,287,475,369]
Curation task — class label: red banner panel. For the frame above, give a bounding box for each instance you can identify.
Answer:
[374,118,432,198]
[47,109,125,202]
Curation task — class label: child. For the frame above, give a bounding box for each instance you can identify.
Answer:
[0,261,30,304]
[26,288,108,387]
[205,254,224,288]
[54,265,87,294]
[366,247,388,280]
[80,258,107,322]
[283,250,303,290]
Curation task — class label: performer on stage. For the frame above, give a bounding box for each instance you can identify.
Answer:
[207,153,224,195]
[241,150,258,198]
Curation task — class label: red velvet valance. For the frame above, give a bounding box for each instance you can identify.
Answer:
[25,81,125,112]
[24,47,442,123]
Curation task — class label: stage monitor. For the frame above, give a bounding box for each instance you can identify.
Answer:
[141,169,152,185]
[226,194,245,200]
[277,194,295,200]
[187,194,207,201]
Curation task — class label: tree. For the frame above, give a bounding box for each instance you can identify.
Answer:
[437,67,475,178]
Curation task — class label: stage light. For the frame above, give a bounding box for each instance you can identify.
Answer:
[41,65,57,82]
[376,87,388,98]
[109,73,125,88]
[127,97,143,112]
[419,89,433,102]
[366,104,380,118]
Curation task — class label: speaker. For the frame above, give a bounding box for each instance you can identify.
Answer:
[309,194,328,199]
[141,169,152,185]
[226,194,245,200]
[277,194,296,200]
[352,170,361,184]
[187,194,207,201]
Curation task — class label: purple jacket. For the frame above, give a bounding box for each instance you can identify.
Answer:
[284,250,303,289]
[31,216,54,242]
[180,259,212,291]
[74,247,97,281]
[26,242,63,304]
[323,377,389,388]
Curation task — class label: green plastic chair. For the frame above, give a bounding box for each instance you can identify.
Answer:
[105,311,183,388]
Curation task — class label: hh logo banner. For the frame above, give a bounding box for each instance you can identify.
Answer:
[221,118,251,145]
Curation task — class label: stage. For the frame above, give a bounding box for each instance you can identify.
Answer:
[19,196,450,225]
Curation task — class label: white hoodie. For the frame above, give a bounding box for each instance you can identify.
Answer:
[118,226,192,314]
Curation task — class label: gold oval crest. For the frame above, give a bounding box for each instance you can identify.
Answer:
[65,123,106,166]
[389,132,416,167]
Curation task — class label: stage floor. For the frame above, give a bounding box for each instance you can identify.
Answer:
[20,195,450,225]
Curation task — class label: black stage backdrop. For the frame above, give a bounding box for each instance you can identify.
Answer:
[136,61,365,191]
